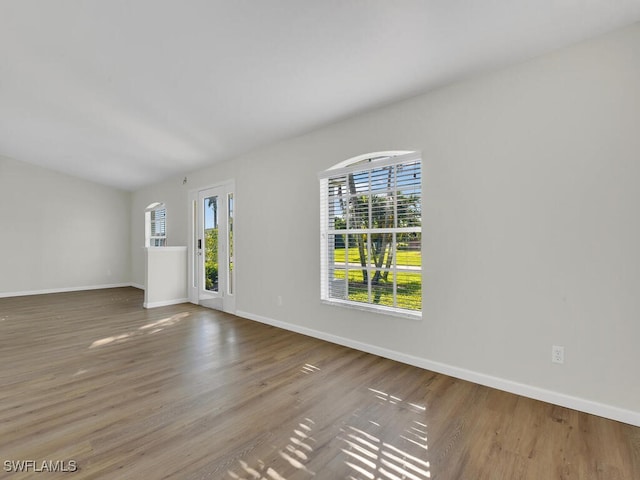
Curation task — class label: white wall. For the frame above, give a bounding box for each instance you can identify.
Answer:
[144,247,188,308]
[0,156,131,295]
[132,23,640,423]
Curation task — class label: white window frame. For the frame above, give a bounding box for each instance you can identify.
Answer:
[319,151,422,319]
[145,202,167,247]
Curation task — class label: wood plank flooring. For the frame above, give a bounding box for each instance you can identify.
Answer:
[1,287,638,479]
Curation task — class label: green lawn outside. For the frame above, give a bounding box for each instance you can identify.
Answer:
[332,269,421,311]
[332,248,421,267]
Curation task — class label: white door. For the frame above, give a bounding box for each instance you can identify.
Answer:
[188,182,235,313]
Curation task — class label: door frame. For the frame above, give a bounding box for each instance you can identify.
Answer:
[188,180,236,313]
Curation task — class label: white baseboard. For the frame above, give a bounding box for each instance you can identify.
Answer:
[130,283,145,291]
[236,309,640,428]
[0,283,135,299]
[143,298,189,309]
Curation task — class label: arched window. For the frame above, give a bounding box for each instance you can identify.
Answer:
[145,202,167,247]
[319,151,422,318]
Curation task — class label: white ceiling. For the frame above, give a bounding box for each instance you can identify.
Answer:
[1,1,639,191]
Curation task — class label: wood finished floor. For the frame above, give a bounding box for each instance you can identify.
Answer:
[1,288,638,479]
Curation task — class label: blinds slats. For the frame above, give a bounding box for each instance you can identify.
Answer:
[321,152,422,314]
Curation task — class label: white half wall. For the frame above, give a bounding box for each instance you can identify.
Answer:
[144,246,188,308]
[131,23,640,423]
[0,156,131,295]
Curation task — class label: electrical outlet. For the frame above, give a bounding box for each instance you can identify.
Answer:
[552,345,565,364]
[277,295,283,307]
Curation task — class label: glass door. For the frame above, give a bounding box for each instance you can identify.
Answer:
[203,192,220,294]
[189,182,235,312]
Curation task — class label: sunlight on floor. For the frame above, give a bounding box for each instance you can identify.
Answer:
[343,426,431,479]
[368,388,402,405]
[301,363,321,375]
[89,332,133,348]
[367,388,426,413]
[227,417,317,479]
[280,418,316,474]
[88,312,190,349]
[340,387,431,479]
[139,312,190,331]
[225,370,431,479]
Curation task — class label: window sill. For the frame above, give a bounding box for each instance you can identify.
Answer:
[321,298,422,321]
